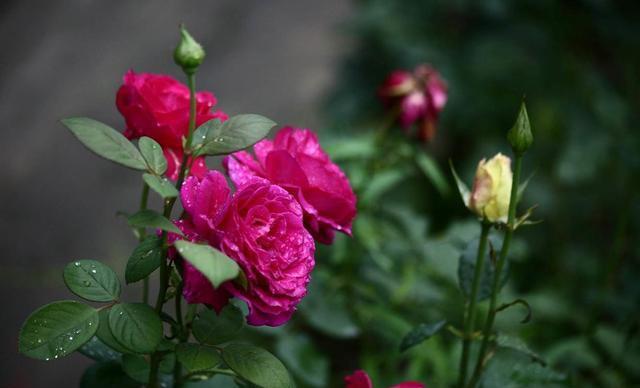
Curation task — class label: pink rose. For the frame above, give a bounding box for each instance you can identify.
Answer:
[224,127,357,244]
[344,370,425,388]
[345,370,373,388]
[379,64,447,142]
[116,70,228,179]
[177,170,315,326]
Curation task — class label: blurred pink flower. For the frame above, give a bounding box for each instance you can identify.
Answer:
[345,370,425,388]
[176,170,315,326]
[224,127,357,244]
[379,64,447,142]
[116,70,228,179]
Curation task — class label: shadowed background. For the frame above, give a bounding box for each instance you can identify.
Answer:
[0,1,351,386]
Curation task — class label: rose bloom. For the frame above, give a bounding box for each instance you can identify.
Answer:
[224,127,357,244]
[467,153,513,223]
[344,370,425,388]
[116,70,228,180]
[177,170,315,326]
[379,64,447,142]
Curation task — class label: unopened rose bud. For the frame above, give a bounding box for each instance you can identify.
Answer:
[468,153,513,223]
[174,25,205,74]
[507,102,533,154]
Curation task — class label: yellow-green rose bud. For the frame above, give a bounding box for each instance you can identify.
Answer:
[468,153,513,223]
[174,25,205,74]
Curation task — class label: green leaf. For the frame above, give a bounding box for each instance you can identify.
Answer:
[415,151,450,196]
[449,160,471,207]
[121,353,150,383]
[138,136,167,175]
[19,300,99,360]
[143,174,179,199]
[275,334,329,388]
[96,308,133,354]
[61,117,147,170]
[399,320,447,352]
[457,235,509,302]
[222,342,293,388]
[193,114,276,156]
[176,343,222,373]
[324,135,376,161]
[63,259,121,302]
[482,348,566,387]
[108,303,162,354]
[78,336,121,362]
[192,305,245,345]
[80,361,139,388]
[361,167,412,204]
[174,240,240,289]
[496,334,546,365]
[128,209,183,236]
[125,235,163,284]
[496,298,532,324]
[299,277,359,339]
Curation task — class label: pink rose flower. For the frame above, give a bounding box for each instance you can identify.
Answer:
[345,370,373,388]
[379,64,447,142]
[344,370,425,388]
[177,170,315,326]
[116,70,228,179]
[223,127,357,244]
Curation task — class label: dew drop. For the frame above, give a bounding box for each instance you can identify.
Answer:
[45,357,50,361]
[68,336,74,341]
[90,269,97,274]
[37,339,42,344]
[119,311,124,316]
[73,262,81,267]
[54,355,58,359]
[83,280,91,287]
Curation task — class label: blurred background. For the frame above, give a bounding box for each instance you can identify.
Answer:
[2,0,639,387]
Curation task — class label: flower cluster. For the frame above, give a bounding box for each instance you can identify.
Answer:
[117,72,356,326]
[379,64,447,142]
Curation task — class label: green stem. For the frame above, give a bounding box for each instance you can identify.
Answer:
[467,154,523,388]
[148,71,198,388]
[138,183,150,304]
[458,221,491,387]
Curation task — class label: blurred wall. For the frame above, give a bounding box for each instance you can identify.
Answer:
[0,1,352,386]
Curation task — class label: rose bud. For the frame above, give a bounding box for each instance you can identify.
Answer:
[507,101,533,154]
[174,25,205,74]
[468,153,513,223]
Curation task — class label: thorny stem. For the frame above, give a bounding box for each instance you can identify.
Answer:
[458,221,491,387]
[467,154,523,388]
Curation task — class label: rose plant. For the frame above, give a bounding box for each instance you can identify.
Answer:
[17,26,356,387]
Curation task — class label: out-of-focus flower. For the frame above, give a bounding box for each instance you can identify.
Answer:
[379,64,447,142]
[344,370,425,388]
[345,370,373,388]
[116,70,228,179]
[176,171,315,326]
[224,127,357,244]
[468,153,513,223]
